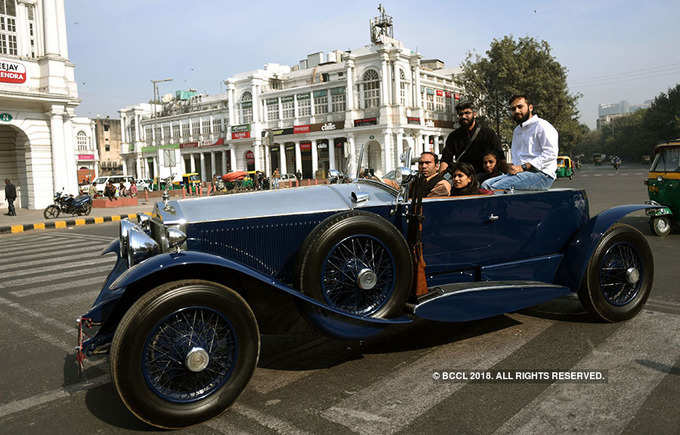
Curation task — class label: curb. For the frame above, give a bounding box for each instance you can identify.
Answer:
[0,212,153,234]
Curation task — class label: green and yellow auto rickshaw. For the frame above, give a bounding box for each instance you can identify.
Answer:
[556,156,574,180]
[645,140,680,237]
[182,173,202,194]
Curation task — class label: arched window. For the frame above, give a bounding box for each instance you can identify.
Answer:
[76,131,88,151]
[362,69,380,109]
[240,91,253,124]
[399,69,408,106]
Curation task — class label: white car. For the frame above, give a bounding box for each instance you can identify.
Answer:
[92,175,135,195]
[135,178,153,190]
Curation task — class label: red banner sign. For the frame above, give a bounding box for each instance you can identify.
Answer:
[245,150,254,163]
[454,93,461,100]
[232,131,250,139]
[0,60,26,84]
[77,154,95,161]
[180,142,199,149]
[300,142,312,151]
[445,91,452,98]
[294,124,311,134]
[436,90,443,96]
[353,117,377,127]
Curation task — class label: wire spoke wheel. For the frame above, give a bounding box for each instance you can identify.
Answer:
[142,306,237,403]
[43,205,59,219]
[321,234,395,316]
[599,243,642,306]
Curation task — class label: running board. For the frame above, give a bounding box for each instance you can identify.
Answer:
[412,281,571,322]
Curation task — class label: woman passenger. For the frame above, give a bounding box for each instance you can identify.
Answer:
[449,162,493,196]
[477,151,504,184]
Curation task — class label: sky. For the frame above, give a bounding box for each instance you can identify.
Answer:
[66,0,680,129]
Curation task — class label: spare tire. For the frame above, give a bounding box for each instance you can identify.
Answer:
[297,210,413,318]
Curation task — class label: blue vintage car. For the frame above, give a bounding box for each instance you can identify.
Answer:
[76,151,658,429]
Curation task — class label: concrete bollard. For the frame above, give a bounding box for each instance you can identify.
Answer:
[144,188,149,202]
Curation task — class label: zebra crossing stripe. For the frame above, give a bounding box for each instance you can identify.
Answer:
[2,248,112,270]
[11,275,107,297]
[494,310,680,434]
[230,403,311,435]
[0,238,103,255]
[321,314,553,434]
[0,256,115,280]
[0,243,108,265]
[0,264,114,289]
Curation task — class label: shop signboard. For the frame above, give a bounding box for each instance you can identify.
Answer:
[297,93,310,100]
[141,146,157,153]
[200,137,225,147]
[436,90,444,96]
[77,154,95,161]
[454,93,461,100]
[294,124,311,134]
[300,142,312,151]
[310,121,343,132]
[281,95,294,103]
[0,112,12,122]
[232,124,251,139]
[0,59,26,84]
[271,127,294,136]
[285,144,296,151]
[407,117,420,124]
[180,142,199,149]
[245,150,255,165]
[317,142,328,150]
[354,117,377,127]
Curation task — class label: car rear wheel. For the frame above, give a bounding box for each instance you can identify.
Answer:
[110,280,259,429]
[297,211,413,318]
[649,216,671,237]
[578,224,653,322]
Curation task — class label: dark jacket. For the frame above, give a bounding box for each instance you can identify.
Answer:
[5,182,16,201]
[441,122,505,174]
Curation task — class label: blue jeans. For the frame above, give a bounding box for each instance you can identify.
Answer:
[481,171,554,191]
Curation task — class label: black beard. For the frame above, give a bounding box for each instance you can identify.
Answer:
[514,112,531,125]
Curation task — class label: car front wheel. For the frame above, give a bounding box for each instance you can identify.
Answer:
[578,224,653,322]
[110,280,259,429]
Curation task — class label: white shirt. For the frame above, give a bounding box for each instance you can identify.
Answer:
[511,115,559,179]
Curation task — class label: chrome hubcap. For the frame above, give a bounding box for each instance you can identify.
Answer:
[357,268,378,290]
[625,267,640,285]
[656,219,669,232]
[185,347,210,372]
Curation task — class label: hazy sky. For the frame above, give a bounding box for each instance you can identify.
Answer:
[67,0,680,129]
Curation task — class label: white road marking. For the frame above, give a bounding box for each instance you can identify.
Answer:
[11,275,108,298]
[48,232,115,242]
[0,305,73,353]
[204,418,253,435]
[0,235,57,247]
[0,238,90,254]
[231,403,311,435]
[0,257,115,280]
[0,246,111,268]
[0,374,110,419]
[43,290,101,307]
[249,368,316,395]
[321,314,553,434]
[0,243,109,265]
[0,295,77,334]
[495,310,680,434]
[0,264,114,289]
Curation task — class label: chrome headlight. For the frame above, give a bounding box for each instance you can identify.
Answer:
[119,219,136,257]
[127,226,161,266]
[137,213,151,231]
[166,227,187,251]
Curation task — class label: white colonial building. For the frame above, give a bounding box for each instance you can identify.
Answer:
[120,7,463,181]
[0,0,81,209]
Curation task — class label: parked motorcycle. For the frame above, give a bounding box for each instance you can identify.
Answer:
[43,191,93,219]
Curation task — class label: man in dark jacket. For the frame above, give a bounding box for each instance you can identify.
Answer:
[440,102,505,175]
[4,178,16,216]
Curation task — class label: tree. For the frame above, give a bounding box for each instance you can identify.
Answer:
[459,36,581,151]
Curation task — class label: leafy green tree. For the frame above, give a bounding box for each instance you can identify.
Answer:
[459,36,581,151]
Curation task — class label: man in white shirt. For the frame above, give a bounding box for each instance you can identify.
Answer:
[481,95,558,191]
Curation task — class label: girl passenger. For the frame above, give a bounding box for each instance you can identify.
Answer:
[449,162,493,196]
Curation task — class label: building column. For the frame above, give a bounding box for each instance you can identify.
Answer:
[345,59,355,112]
[190,153,196,172]
[295,141,302,173]
[153,157,159,179]
[135,156,142,179]
[328,138,336,170]
[311,139,318,177]
[396,130,404,168]
[391,61,398,106]
[210,152,216,177]
[380,54,389,107]
[230,148,237,171]
[347,135,356,177]
[42,0,60,56]
[200,153,206,181]
[253,139,263,172]
[221,151,227,175]
[383,132,392,173]
[279,144,286,174]
[61,113,77,194]
[122,160,128,176]
[264,144,271,177]
[49,106,66,192]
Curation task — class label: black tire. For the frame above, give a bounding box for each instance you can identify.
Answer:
[79,203,92,216]
[569,173,574,180]
[649,216,671,237]
[110,280,259,429]
[43,205,60,219]
[297,211,413,318]
[578,224,653,322]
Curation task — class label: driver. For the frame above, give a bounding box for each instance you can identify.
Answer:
[414,152,451,197]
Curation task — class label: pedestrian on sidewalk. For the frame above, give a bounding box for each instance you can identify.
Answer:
[4,178,16,216]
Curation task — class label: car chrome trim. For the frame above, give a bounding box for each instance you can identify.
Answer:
[416,281,566,308]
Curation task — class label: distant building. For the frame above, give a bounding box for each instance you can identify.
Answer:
[597,99,653,129]
[71,117,98,183]
[94,118,123,175]
[119,6,464,181]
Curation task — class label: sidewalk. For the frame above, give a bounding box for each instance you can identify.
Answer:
[0,199,159,234]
